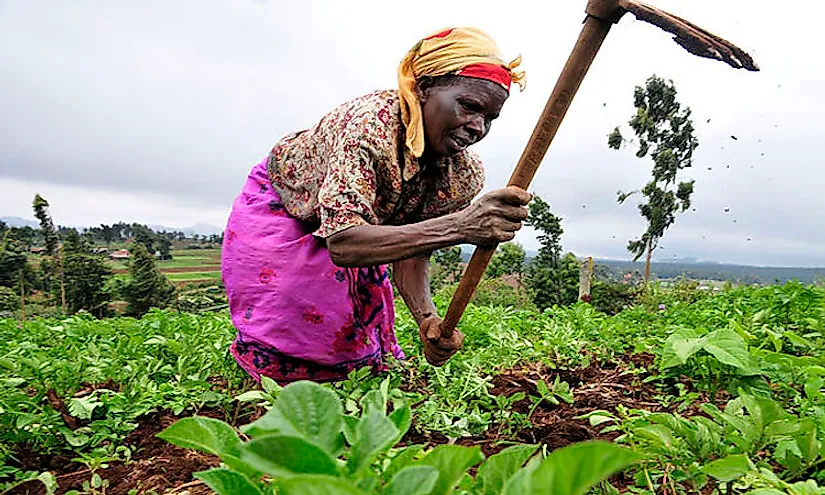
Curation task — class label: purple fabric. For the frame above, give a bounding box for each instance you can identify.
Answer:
[221,160,404,383]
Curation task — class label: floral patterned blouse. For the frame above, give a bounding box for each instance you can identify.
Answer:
[266,90,485,238]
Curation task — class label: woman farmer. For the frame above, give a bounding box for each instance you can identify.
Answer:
[222,27,532,383]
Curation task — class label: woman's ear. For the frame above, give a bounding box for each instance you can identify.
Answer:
[414,76,434,104]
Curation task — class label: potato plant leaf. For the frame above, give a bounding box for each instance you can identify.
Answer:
[415,445,484,495]
[194,468,263,495]
[476,444,540,495]
[240,434,339,479]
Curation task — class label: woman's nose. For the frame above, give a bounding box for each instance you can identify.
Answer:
[465,114,485,136]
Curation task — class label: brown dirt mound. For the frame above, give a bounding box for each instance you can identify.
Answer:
[405,353,728,458]
[8,410,225,495]
[8,355,726,494]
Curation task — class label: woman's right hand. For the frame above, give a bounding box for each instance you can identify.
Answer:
[458,187,532,246]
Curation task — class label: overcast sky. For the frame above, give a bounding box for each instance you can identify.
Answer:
[1,0,822,267]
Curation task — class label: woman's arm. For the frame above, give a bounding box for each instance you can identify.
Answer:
[326,187,531,267]
[328,213,464,268]
[392,254,437,326]
[393,253,464,366]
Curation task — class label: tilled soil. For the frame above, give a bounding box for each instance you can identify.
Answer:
[7,354,726,494]
[8,410,222,495]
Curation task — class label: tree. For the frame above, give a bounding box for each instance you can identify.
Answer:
[0,232,28,288]
[113,222,131,241]
[0,286,17,313]
[57,226,78,240]
[0,231,29,316]
[430,246,463,292]
[0,220,6,237]
[32,194,66,311]
[487,242,526,279]
[100,224,119,246]
[32,195,58,256]
[123,243,175,317]
[608,75,697,282]
[132,224,156,254]
[7,226,39,248]
[157,235,172,260]
[62,230,113,316]
[524,196,580,311]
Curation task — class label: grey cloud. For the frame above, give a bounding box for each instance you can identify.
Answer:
[1,0,823,266]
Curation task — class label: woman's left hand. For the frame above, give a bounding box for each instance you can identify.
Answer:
[418,315,464,366]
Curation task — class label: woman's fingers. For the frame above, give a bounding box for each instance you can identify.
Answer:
[500,205,529,222]
[486,187,532,206]
[495,218,523,233]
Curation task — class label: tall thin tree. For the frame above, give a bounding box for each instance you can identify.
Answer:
[32,194,66,311]
[608,75,698,282]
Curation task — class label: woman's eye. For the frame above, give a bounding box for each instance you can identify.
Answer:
[461,101,482,113]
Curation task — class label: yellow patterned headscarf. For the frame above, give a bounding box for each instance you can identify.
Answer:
[398,27,525,158]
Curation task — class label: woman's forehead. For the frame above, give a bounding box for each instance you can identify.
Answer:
[451,78,509,108]
[447,77,508,100]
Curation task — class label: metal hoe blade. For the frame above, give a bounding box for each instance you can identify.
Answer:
[619,0,759,71]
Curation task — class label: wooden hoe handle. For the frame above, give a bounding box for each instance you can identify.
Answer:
[438,0,758,341]
[441,1,623,337]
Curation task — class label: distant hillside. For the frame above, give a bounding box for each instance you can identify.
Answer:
[1,216,38,228]
[457,245,825,285]
[595,259,825,285]
[148,223,223,236]
[1,216,222,237]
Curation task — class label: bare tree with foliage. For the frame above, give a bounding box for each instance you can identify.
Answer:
[32,194,66,311]
[608,75,698,282]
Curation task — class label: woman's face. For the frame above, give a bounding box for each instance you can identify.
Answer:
[416,76,509,158]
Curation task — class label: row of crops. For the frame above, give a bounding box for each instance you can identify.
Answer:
[1,282,824,494]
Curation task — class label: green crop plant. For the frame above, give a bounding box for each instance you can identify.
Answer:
[159,380,640,495]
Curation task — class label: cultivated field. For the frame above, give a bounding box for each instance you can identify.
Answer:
[2,283,825,493]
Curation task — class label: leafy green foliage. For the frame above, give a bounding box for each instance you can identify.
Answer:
[430,247,463,292]
[0,311,244,472]
[524,196,579,310]
[159,380,636,494]
[32,194,58,258]
[0,231,27,289]
[660,327,759,375]
[590,279,642,315]
[487,242,526,279]
[0,286,17,312]
[476,444,539,495]
[123,243,176,317]
[131,224,157,255]
[435,277,535,311]
[515,441,639,495]
[62,230,112,316]
[195,468,264,495]
[2,282,825,493]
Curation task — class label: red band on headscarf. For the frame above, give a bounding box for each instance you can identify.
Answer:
[426,28,455,40]
[456,63,512,91]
